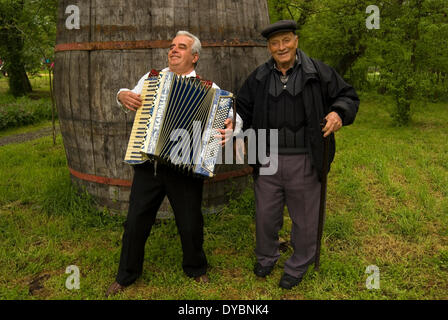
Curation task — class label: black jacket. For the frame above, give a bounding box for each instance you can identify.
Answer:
[236,49,360,180]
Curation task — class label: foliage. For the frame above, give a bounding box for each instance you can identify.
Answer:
[0,0,58,70]
[269,0,448,125]
[268,0,317,35]
[0,95,53,130]
[0,74,53,130]
[268,0,302,23]
[0,0,57,96]
[301,0,372,81]
[374,0,448,125]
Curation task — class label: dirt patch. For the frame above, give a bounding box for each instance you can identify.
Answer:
[28,273,51,296]
[0,125,60,147]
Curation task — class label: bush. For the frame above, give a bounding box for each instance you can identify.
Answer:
[0,95,54,130]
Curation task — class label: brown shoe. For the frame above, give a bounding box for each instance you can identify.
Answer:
[194,274,210,284]
[105,281,127,297]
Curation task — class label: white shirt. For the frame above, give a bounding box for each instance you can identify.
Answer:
[117,67,243,135]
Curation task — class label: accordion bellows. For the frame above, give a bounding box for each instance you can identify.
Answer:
[124,70,234,178]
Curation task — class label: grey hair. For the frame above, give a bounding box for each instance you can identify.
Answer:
[176,30,202,56]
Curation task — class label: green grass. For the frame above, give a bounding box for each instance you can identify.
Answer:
[0,92,447,300]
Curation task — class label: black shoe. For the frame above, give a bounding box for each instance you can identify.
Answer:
[105,281,128,297]
[194,274,210,284]
[254,263,275,278]
[279,273,303,289]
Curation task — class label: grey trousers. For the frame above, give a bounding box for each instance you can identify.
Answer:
[254,154,321,278]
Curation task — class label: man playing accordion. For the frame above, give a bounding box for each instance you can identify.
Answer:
[106,30,242,297]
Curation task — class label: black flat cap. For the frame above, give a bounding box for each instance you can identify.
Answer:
[261,20,297,39]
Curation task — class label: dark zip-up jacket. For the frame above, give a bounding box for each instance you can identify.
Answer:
[236,49,360,180]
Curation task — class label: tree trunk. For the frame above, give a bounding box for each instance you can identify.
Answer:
[1,1,32,97]
[7,57,32,97]
[335,45,367,78]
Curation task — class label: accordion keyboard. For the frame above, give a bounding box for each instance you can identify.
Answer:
[124,75,160,164]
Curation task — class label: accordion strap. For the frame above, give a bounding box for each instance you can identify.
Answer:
[195,74,213,89]
[147,69,160,78]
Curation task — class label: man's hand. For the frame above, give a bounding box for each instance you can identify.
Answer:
[218,118,234,146]
[118,91,142,112]
[322,111,343,138]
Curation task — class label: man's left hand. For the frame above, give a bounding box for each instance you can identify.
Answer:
[218,118,234,146]
[322,112,343,138]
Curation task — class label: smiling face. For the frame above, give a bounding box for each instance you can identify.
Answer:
[168,35,199,75]
[267,31,298,71]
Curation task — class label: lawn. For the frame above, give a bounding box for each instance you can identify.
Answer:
[0,92,447,300]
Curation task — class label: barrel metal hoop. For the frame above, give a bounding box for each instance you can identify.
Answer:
[68,166,253,186]
[69,168,132,187]
[55,40,266,52]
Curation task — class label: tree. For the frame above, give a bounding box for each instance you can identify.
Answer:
[0,0,57,97]
[0,0,31,96]
[268,0,317,34]
[268,0,448,125]
[299,0,372,79]
[376,0,448,125]
[268,0,371,82]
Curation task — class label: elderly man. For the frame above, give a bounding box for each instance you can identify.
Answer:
[106,30,240,297]
[236,20,359,289]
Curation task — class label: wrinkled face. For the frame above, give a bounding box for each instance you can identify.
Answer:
[168,35,199,75]
[267,32,298,68]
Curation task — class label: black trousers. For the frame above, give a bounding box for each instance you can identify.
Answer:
[116,161,207,286]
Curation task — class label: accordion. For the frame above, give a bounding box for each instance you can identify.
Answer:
[124,70,234,178]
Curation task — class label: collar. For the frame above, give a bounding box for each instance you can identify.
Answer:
[256,49,318,81]
[273,54,300,75]
[297,50,318,75]
[162,67,219,89]
[163,67,196,78]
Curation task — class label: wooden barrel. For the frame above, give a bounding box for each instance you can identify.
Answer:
[54,0,270,215]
